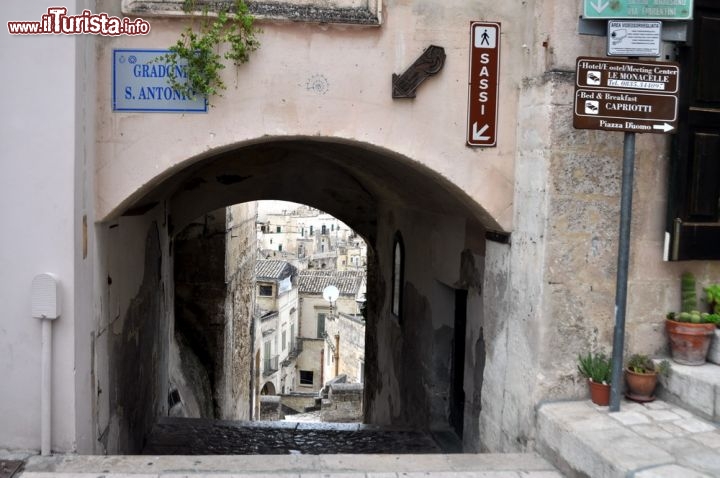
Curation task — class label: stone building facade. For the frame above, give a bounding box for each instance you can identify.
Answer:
[2,0,719,458]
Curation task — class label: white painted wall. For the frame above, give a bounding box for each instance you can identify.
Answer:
[0,1,87,452]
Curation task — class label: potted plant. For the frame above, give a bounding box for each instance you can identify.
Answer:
[578,351,612,406]
[666,272,718,365]
[703,283,720,316]
[624,354,668,402]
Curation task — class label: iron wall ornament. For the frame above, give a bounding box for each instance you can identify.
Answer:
[392,45,446,98]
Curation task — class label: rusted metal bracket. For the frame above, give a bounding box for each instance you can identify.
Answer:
[392,45,446,98]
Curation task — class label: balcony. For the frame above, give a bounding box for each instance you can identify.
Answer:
[263,355,279,376]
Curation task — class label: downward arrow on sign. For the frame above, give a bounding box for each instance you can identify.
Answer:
[473,122,491,141]
[591,0,609,13]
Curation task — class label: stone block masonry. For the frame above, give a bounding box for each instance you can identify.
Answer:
[321,383,363,423]
[260,395,283,421]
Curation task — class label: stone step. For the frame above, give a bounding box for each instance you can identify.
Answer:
[18,453,562,478]
[657,359,720,423]
[537,399,720,478]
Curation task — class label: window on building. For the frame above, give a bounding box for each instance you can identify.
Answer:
[392,232,404,319]
[317,313,326,338]
[321,244,325,252]
[277,226,281,233]
[322,225,327,235]
[278,244,283,252]
[301,227,304,237]
[261,225,266,233]
[282,330,287,350]
[300,370,313,386]
[667,0,720,260]
[310,225,314,235]
[258,284,273,297]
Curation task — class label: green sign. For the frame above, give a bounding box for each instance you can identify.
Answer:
[583,0,693,20]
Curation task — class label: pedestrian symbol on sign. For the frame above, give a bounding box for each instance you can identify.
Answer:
[474,25,496,48]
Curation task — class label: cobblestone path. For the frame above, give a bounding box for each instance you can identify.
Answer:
[143,417,453,455]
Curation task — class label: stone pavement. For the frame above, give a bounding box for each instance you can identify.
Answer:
[538,399,720,477]
[11,417,563,477]
[143,417,448,455]
[19,453,563,478]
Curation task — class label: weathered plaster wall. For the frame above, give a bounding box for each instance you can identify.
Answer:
[366,203,469,430]
[296,338,324,391]
[169,331,213,418]
[95,211,172,453]
[226,202,258,421]
[93,0,528,230]
[457,250,485,452]
[299,294,360,339]
[173,209,228,418]
[325,313,365,384]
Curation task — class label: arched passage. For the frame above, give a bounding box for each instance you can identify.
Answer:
[260,382,276,395]
[96,137,498,453]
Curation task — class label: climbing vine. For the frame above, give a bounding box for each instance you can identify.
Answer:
[162,0,260,102]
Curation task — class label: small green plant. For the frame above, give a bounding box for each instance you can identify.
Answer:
[161,0,260,102]
[667,273,719,324]
[704,284,720,315]
[578,352,612,384]
[681,272,697,313]
[626,354,669,375]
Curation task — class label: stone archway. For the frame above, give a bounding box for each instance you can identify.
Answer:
[95,136,499,454]
[260,382,276,395]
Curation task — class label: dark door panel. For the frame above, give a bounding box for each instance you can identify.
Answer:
[668,2,720,260]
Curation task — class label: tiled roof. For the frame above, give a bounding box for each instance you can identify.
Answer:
[255,260,295,281]
[298,270,365,295]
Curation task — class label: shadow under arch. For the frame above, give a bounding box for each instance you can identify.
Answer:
[100,135,500,453]
[117,136,504,241]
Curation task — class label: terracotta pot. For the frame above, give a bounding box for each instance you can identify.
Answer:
[666,319,715,365]
[624,369,657,402]
[587,379,610,406]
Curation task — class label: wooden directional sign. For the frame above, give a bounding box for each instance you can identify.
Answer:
[573,56,679,134]
[467,21,500,147]
[583,0,693,20]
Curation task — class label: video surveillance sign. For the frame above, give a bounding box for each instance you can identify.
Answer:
[607,20,661,57]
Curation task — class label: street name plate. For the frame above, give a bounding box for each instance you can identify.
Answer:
[608,20,661,57]
[113,49,207,113]
[573,56,679,133]
[583,0,693,20]
[467,21,500,147]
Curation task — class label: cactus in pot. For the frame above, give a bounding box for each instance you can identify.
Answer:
[666,272,716,365]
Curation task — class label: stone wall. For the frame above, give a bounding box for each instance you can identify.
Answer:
[226,203,258,420]
[280,393,319,414]
[260,395,283,421]
[321,383,363,423]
